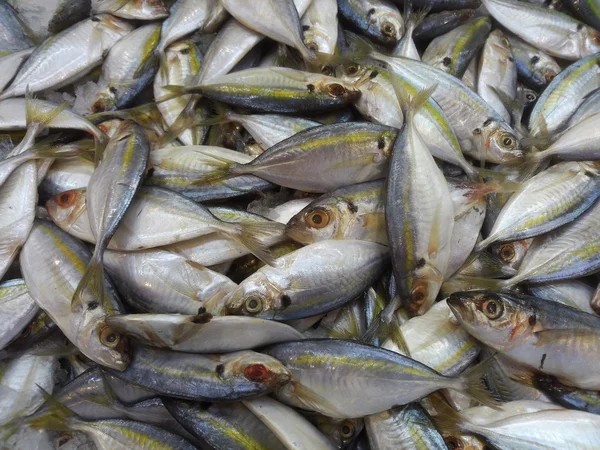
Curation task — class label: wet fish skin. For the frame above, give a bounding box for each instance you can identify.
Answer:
[0,0,34,53]
[422,17,491,78]
[262,339,491,418]
[413,9,475,42]
[533,373,600,414]
[483,0,600,60]
[164,399,287,450]
[103,249,237,316]
[0,279,38,350]
[365,403,447,450]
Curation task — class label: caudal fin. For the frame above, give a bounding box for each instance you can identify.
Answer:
[456,358,501,409]
[230,221,286,266]
[71,252,105,312]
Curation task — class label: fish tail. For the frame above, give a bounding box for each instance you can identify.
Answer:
[390,76,437,120]
[230,221,286,266]
[159,99,227,148]
[71,251,105,312]
[26,386,74,432]
[457,358,501,409]
[25,92,71,136]
[428,393,465,435]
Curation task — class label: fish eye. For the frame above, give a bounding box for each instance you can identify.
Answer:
[307,42,320,51]
[499,133,516,149]
[381,21,396,37]
[499,243,516,262]
[306,209,330,229]
[444,436,464,450]
[345,64,359,75]
[482,299,504,319]
[530,55,540,64]
[99,326,121,348]
[321,64,334,76]
[545,71,557,82]
[92,101,107,113]
[327,83,347,97]
[56,190,77,207]
[525,92,537,102]
[442,57,452,67]
[109,86,118,95]
[339,420,355,439]
[410,285,428,305]
[243,363,269,381]
[244,296,263,314]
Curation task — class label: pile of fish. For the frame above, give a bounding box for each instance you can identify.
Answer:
[3,0,600,448]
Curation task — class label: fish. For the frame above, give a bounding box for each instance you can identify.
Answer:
[385,85,454,316]
[225,240,389,320]
[106,314,305,353]
[0,0,34,53]
[20,220,130,370]
[337,0,404,46]
[262,339,494,418]
[72,121,149,312]
[413,9,475,42]
[448,291,600,389]
[482,0,600,60]
[0,14,133,100]
[108,345,292,401]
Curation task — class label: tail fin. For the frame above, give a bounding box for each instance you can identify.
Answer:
[27,386,74,432]
[456,358,501,409]
[390,75,437,120]
[428,393,465,435]
[229,221,286,266]
[71,251,105,312]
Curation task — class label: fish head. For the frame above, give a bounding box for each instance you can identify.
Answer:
[491,239,531,270]
[370,10,404,46]
[91,87,118,114]
[303,28,335,55]
[220,351,292,389]
[582,28,600,58]
[286,197,351,244]
[80,318,130,371]
[447,291,536,351]
[225,274,284,319]
[97,119,124,138]
[480,121,522,164]
[313,416,363,447]
[46,189,87,228]
[133,0,169,19]
[443,434,488,450]
[95,14,134,51]
[306,75,362,104]
[406,266,445,316]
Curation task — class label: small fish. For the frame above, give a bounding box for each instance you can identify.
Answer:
[337,0,404,46]
[106,314,304,353]
[226,240,389,320]
[0,15,133,100]
[483,0,600,60]
[262,339,494,418]
[448,291,600,389]
[507,33,560,90]
[20,221,130,371]
[109,345,292,401]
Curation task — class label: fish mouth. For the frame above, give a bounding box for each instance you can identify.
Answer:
[447,294,474,322]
